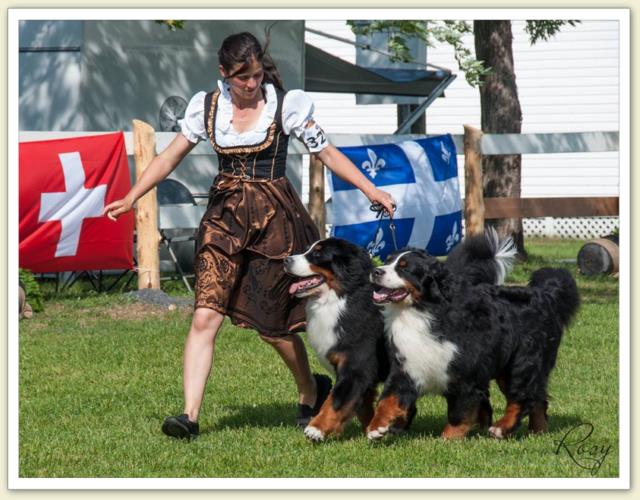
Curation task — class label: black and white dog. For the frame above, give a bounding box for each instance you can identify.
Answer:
[368,240,580,441]
[284,230,516,441]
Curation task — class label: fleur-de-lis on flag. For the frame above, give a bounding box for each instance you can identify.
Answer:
[362,148,386,179]
[366,227,386,256]
[440,140,452,166]
[445,221,461,252]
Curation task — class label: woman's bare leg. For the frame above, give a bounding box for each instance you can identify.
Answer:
[259,333,317,406]
[182,307,225,422]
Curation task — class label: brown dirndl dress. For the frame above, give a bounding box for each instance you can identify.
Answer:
[193,87,320,336]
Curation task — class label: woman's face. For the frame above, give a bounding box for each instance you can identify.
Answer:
[220,57,264,101]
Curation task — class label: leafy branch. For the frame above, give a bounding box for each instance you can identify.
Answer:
[524,20,580,44]
[155,20,185,32]
[348,20,580,88]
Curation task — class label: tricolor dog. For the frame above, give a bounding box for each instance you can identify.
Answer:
[368,233,579,441]
[285,238,389,441]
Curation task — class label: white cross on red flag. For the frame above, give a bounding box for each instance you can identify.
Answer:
[19,132,134,273]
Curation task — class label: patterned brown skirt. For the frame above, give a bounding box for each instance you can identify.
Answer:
[193,173,320,336]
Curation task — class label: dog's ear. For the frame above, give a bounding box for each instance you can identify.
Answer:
[411,248,432,259]
[332,247,372,283]
[421,261,450,303]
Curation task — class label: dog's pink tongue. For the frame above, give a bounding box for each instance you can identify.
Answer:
[373,288,391,302]
[289,277,315,294]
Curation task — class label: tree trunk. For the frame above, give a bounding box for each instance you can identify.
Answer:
[474,20,527,259]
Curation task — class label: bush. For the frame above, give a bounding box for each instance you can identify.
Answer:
[19,268,45,312]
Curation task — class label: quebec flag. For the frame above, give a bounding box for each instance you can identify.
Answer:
[329,134,462,260]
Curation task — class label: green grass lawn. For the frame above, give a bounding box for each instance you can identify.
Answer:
[18,238,620,478]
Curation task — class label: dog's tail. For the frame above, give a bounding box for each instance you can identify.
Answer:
[529,268,580,328]
[446,227,517,285]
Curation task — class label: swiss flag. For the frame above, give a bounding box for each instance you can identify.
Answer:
[19,132,134,273]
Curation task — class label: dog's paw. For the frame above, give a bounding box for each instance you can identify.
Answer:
[367,426,389,441]
[488,425,505,439]
[304,425,325,442]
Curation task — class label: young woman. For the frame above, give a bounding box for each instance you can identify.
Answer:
[104,32,395,439]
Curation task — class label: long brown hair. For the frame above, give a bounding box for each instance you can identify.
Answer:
[217,31,285,91]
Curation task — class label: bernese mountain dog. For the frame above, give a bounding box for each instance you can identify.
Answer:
[368,245,580,441]
[285,238,388,441]
[284,230,516,441]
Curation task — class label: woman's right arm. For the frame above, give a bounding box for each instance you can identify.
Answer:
[103,133,197,220]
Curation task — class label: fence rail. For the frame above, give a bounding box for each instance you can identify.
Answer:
[19,126,620,238]
[460,126,619,235]
[19,130,619,155]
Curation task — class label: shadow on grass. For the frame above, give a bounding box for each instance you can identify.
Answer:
[213,402,302,431]
[578,283,619,306]
[212,402,448,442]
[368,413,586,445]
[500,414,588,443]
[484,414,586,442]
[547,414,595,434]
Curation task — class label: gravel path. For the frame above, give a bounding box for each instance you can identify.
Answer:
[125,289,193,309]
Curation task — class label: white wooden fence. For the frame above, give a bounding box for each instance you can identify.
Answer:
[19,129,620,239]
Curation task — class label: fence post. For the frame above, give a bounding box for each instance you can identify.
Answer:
[132,119,160,289]
[463,124,485,236]
[309,154,326,238]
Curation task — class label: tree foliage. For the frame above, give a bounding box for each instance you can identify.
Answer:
[348,20,491,87]
[525,20,579,44]
[348,20,580,87]
[155,20,185,32]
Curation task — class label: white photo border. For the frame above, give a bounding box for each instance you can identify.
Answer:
[8,7,631,490]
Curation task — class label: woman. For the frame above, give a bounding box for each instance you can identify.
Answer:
[104,32,395,439]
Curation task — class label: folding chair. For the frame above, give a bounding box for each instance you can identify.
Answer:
[94,179,197,293]
[158,178,197,205]
[158,205,206,292]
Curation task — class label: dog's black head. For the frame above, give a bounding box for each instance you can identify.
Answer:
[370,248,450,306]
[284,238,374,298]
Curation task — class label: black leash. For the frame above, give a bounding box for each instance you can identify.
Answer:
[369,202,398,254]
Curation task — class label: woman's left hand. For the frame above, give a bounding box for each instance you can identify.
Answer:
[365,187,396,217]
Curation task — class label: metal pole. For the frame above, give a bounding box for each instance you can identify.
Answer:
[394,75,457,135]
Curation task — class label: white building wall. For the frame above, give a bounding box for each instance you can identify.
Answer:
[303,19,620,208]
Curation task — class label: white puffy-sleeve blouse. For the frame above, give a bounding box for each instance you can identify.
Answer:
[178,81,329,153]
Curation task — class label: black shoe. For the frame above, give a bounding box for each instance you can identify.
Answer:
[296,373,333,428]
[161,414,200,440]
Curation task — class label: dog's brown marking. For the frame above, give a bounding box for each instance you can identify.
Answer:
[309,264,341,295]
[442,401,494,439]
[407,282,422,301]
[327,351,347,372]
[367,395,408,434]
[308,394,356,438]
[398,259,407,269]
[441,422,473,440]
[442,402,489,440]
[356,387,377,429]
[528,402,549,434]
[493,401,522,437]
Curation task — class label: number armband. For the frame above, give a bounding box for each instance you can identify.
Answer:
[301,121,329,153]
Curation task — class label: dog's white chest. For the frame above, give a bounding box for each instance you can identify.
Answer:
[384,307,457,395]
[305,291,346,373]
